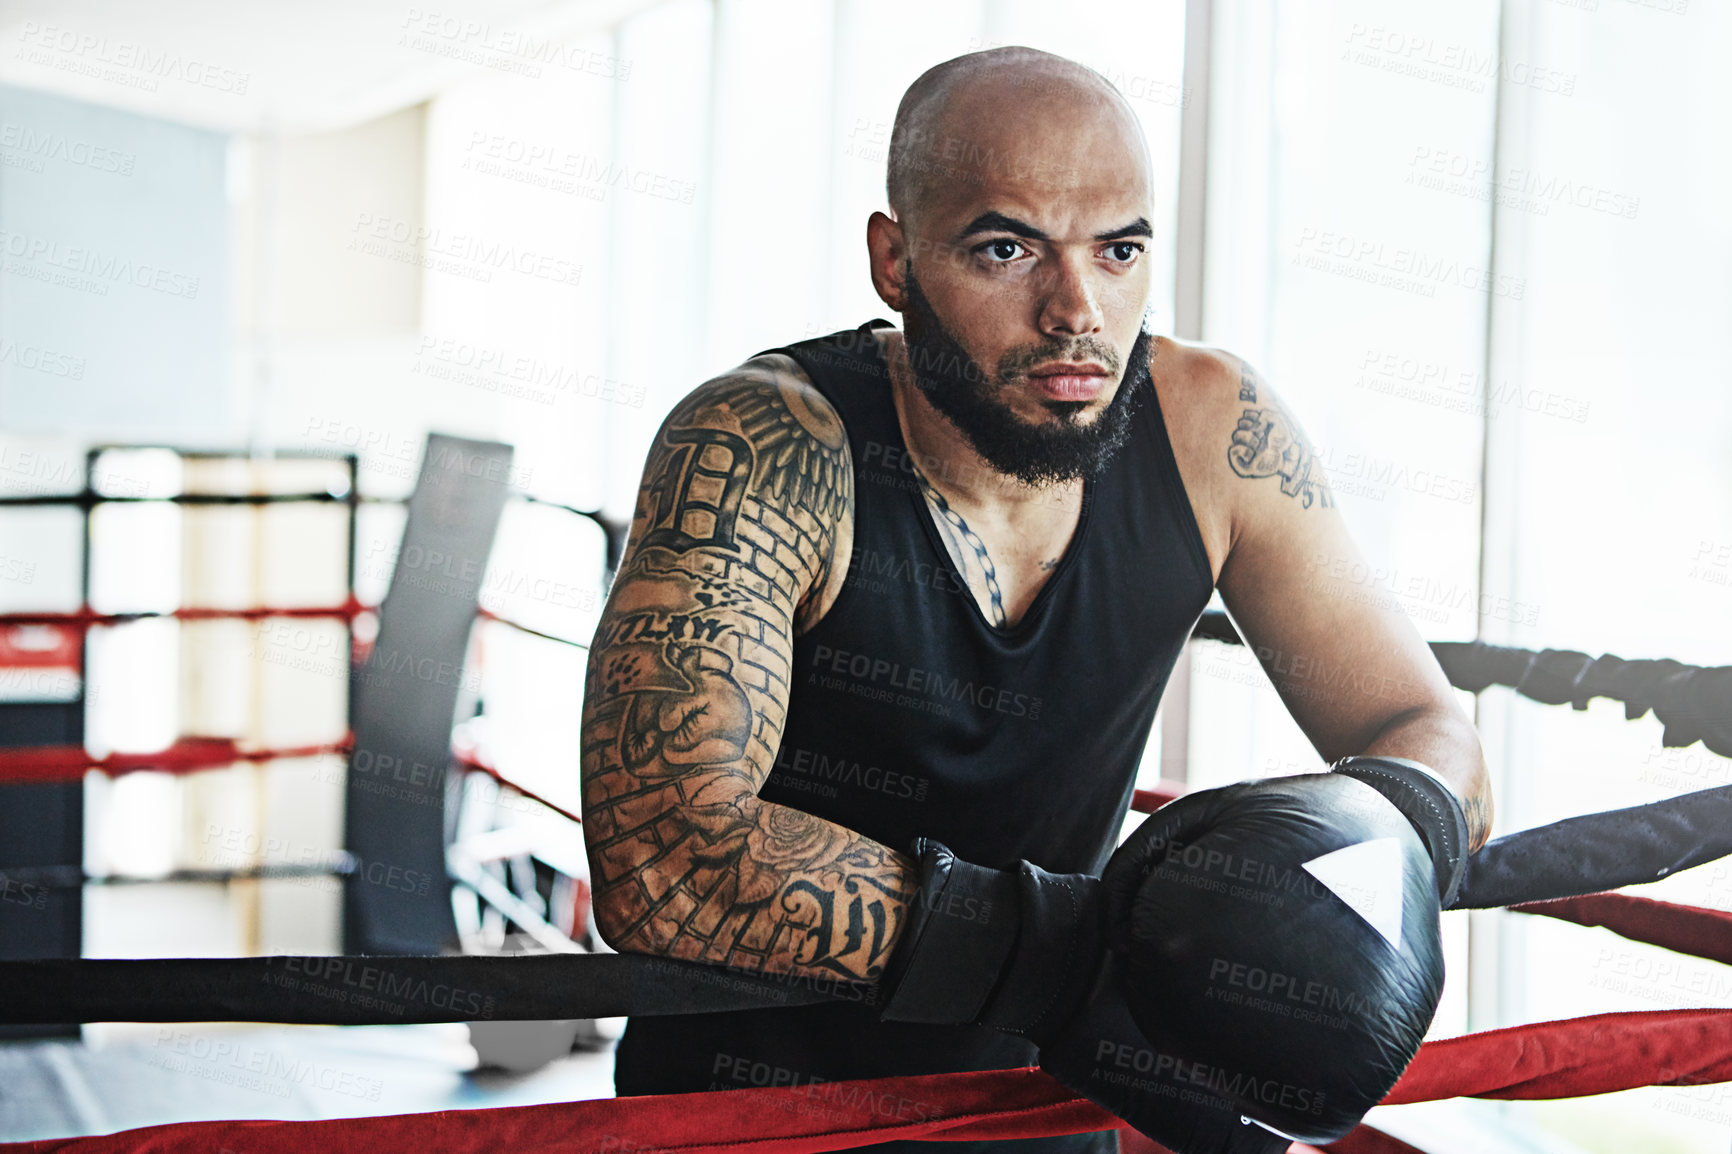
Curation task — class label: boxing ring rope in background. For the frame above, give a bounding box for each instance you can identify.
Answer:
[4,491,1731,1152]
[1510,892,1732,969]
[3,720,1726,916]
[1190,610,1732,758]
[0,600,367,629]
[3,724,1732,949]
[0,858,357,890]
[0,736,354,786]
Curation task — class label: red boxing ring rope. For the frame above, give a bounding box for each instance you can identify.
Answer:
[0,737,1146,825]
[1387,1007,1732,1103]
[0,598,368,628]
[1513,892,1732,968]
[0,736,353,784]
[451,739,586,827]
[6,1005,1730,1154]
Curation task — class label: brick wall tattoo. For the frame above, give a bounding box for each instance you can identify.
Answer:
[582,357,916,982]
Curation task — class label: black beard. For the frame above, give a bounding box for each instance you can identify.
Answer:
[899,265,1151,487]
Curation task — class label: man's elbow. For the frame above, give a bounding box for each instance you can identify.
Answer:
[1410,702,1495,850]
[589,870,667,956]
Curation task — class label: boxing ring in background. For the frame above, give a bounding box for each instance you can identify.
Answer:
[1,441,1730,1154]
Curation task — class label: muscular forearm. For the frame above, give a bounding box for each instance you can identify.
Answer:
[589,785,918,983]
[1358,705,1493,851]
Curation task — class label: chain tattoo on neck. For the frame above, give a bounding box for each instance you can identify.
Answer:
[911,461,1009,628]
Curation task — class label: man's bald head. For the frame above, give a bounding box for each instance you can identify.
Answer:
[866,47,1157,488]
[886,46,1149,227]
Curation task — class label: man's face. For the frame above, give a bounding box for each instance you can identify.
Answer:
[889,81,1157,486]
[902,264,1152,486]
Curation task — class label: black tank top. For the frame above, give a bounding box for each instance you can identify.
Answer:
[613,321,1215,1149]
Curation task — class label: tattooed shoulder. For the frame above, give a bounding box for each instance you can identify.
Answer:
[1238,358,1260,403]
[632,362,855,600]
[1221,360,1335,512]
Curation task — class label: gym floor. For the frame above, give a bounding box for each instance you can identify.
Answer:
[0,1022,617,1142]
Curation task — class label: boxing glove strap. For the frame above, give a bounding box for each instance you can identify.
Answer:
[1331,755,1468,908]
[878,840,1021,1025]
[977,861,1104,1044]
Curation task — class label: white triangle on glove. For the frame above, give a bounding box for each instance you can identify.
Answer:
[1302,837,1405,949]
[1244,1115,1303,1141]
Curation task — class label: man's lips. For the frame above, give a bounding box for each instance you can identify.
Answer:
[1027,365,1109,401]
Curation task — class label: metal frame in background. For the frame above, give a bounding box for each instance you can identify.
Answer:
[0,446,360,1033]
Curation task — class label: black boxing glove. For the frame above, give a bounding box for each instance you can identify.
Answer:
[877,773,1447,1152]
[876,844,1097,1038]
[878,844,1283,1153]
[1090,773,1446,1145]
[1330,755,1470,908]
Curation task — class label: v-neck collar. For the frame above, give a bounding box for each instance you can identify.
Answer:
[865,325,1097,640]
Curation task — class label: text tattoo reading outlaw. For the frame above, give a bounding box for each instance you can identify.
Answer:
[582,361,918,985]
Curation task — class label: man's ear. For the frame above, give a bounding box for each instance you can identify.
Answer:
[867,211,908,312]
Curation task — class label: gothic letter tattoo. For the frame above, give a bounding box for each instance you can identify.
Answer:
[642,429,754,553]
[582,357,916,984]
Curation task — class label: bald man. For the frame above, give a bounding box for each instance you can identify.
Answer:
[580,46,1491,1152]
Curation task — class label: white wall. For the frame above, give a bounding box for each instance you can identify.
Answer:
[0,84,230,441]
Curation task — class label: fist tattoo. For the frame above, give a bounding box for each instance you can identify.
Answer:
[1227,407,1333,509]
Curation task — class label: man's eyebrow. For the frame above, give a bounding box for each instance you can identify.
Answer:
[957,211,1050,242]
[1095,217,1153,241]
[955,212,1154,243]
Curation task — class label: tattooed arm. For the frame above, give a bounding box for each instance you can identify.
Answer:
[1169,348,1493,851]
[580,356,919,982]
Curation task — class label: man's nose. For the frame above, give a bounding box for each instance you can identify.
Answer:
[1037,257,1105,337]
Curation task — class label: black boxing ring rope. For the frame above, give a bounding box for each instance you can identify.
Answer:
[1187,609,1732,906]
[0,478,628,572]
[1,870,1729,1025]
[0,858,357,890]
[4,778,1728,1025]
[1190,609,1732,757]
